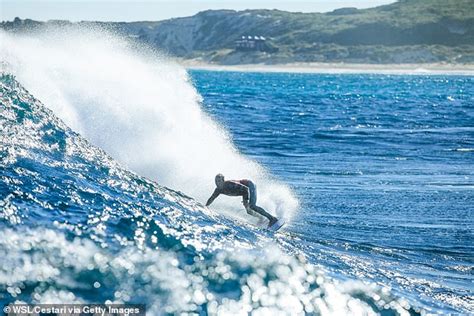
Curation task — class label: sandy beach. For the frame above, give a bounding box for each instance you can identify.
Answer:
[182,61,474,76]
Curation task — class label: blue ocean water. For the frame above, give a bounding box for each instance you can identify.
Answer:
[1,72,420,315]
[1,28,473,315]
[190,71,474,313]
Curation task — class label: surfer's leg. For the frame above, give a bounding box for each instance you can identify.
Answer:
[250,205,275,221]
[252,205,278,228]
[247,182,277,223]
[245,207,258,217]
[246,182,260,218]
[244,202,265,224]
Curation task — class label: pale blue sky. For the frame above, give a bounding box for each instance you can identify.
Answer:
[1,0,396,22]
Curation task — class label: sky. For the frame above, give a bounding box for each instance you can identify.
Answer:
[1,0,396,22]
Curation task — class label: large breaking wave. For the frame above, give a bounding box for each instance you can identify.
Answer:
[0,26,297,223]
[0,74,419,314]
[0,25,424,314]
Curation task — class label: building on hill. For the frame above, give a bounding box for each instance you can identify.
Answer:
[235,35,274,52]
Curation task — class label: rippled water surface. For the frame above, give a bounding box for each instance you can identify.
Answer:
[191,71,474,313]
[1,30,473,313]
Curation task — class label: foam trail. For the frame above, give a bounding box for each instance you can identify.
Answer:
[0,27,298,222]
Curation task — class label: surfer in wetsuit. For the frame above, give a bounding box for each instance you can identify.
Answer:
[206,173,278,227]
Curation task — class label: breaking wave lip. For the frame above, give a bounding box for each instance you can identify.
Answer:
[0,25,298,225]
[0,73,423,315]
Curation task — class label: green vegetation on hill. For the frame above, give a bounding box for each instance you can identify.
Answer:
[2,0,473,64]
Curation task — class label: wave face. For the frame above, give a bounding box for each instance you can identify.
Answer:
[0,74,418,314]
[0,27,297,223]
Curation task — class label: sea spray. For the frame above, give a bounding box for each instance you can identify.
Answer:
[0,74,419,314]
[0,27,298,223]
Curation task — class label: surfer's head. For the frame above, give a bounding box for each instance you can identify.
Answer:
[215,173,225,188]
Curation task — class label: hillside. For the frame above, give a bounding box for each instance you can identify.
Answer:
[2,0,474,64]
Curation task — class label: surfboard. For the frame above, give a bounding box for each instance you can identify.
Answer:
[267,218,285,231]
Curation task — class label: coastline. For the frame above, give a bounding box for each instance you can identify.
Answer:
[181,61,474,76]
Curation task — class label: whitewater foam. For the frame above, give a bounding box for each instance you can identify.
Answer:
[0,70,424,315]
[0,27,298,222]
[1,227,415,315]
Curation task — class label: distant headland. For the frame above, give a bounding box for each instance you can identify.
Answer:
[2,0,473,66]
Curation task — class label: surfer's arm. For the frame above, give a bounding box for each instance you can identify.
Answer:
[206,189,220,206]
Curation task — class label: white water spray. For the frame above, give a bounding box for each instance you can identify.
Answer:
[0,27,298,222]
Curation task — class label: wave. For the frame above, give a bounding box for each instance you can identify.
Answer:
[0,73,419,314]
[0,26,298,223]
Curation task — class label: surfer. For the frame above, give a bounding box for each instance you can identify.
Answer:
[206,173,278,228]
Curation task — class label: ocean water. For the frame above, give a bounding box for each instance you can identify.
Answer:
[1,28,473,315]
[190,71,474,314]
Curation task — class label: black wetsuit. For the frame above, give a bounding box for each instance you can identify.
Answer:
[206,179,276,222]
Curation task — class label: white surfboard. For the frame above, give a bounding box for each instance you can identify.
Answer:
[267,219,285,231]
